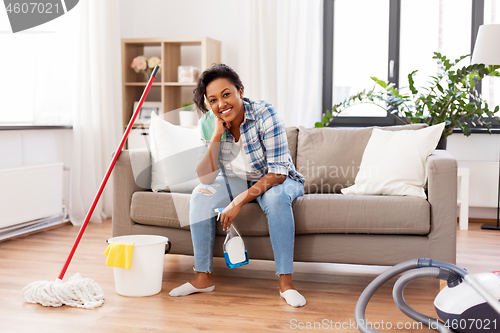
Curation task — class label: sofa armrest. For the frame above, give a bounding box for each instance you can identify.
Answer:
[112,150,149,236]
[426,150,458,263]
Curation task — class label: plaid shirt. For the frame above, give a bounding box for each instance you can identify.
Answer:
[201,98,305,183]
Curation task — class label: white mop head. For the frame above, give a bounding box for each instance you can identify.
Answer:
[22,273,105,309]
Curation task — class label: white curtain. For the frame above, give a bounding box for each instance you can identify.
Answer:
[70,0,123,225]
[238,0,323,128]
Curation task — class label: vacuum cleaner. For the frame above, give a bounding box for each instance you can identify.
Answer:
[355,258,500,333]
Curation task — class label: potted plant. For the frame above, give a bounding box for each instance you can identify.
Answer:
[179,101,199,127]
[316,52,500,147]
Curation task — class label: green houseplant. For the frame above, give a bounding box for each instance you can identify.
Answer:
[316,52,500,138]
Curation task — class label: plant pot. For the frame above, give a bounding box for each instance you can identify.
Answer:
[179,110,199,127]
[436,137,447,150]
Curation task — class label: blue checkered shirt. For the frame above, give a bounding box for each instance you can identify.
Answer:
[201,98,305,183]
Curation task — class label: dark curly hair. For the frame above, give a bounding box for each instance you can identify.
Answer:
[193,63,244,113]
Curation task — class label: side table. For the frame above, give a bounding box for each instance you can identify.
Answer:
[457,167,469,230]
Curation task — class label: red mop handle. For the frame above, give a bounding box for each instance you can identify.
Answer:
[58,65,160,280]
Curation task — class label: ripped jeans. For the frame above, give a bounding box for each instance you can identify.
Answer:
[189,175,304,275]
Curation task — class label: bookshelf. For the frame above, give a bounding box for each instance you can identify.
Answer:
[121,37,221,131]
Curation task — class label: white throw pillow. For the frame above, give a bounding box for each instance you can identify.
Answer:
[341,122,445,199]
[149,112,203,193]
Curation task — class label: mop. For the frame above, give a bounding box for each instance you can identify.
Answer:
[22,66,161,309]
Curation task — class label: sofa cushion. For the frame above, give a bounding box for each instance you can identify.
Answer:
[149,112,203,193]
[130,191,430,236]
[130,191,270,236]
[130,191,192,230]
[341,123,444,199]
[293,194,430,235]
[296,124,427,194]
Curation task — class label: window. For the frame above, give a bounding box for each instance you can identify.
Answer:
[0,4,81,125]
[399,0,472,91]
[332,0,389,117]
[323,0,497,128]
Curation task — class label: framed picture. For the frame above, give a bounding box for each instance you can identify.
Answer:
[133,101,162,124]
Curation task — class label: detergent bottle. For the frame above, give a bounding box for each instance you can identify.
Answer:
[215,207,249,269]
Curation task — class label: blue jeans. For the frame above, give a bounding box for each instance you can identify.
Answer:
[189,175,304,274]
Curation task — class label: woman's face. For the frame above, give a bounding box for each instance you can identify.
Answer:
[205,78,244,123]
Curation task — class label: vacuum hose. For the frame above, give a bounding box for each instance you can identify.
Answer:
[354,259,418,333]
[392,268,452,333]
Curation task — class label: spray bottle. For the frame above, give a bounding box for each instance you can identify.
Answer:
[215,207,249,269]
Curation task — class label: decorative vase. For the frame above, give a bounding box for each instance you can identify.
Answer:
[142,69,152,82]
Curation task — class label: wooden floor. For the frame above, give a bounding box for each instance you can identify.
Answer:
[1,220,499,333]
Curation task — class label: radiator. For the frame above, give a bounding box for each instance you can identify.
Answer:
[458,161,499,208]
[0,163,64,229]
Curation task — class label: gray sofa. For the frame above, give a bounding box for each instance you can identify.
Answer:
[112,124,457,266]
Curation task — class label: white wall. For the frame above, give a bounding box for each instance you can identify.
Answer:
[119,0,240,68]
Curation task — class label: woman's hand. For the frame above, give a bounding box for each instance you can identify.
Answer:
[213,114,231,140]
[220,201,242,231]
